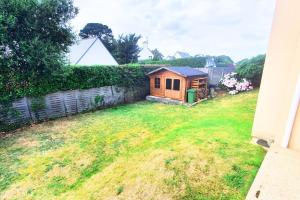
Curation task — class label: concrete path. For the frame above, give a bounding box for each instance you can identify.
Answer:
[246,146,300,200]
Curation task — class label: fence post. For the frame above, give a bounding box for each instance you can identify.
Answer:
[25,97,33,123]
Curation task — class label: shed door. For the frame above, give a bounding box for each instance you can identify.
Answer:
[153,76,163,96]
[164,78,182,100]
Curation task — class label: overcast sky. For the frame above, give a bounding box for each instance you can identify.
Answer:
[71,0,276,62]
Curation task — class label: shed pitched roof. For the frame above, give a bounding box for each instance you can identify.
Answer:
[147,66,208,77]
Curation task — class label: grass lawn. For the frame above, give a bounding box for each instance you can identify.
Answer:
[0,90,265,200]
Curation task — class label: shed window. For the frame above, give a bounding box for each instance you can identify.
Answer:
[154,78,160,88]
[173,79,180,91]
[166,79,172,90]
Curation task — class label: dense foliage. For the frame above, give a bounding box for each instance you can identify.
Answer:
[0,0,78,103]
[113,34,141,64]
[139,55,234,68]
[0,65,152,104]
[79,23,115,53]
[236,54,266,86]
[214,55,234,67]
[139,57,206,67]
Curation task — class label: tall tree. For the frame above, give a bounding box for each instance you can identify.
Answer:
[114,34,141,64]
[152,49,164,61]
[0,0,78,103]
[79,23,115,53]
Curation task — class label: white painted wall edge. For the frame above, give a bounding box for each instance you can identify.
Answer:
[282,74,300,147]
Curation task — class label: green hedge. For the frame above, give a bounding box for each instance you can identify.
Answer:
[139,57,206,68]
[138,56,234,68]
[0,65,156,104]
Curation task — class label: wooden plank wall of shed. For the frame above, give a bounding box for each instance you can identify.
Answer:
[149,70,187,101]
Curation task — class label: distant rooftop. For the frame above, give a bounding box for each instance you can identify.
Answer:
[147,66,208,77]
[174,51,191,59]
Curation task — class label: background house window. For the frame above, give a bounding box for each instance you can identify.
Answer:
[173,79,180,91]
[155,78,160,88]
[166,79,172,89]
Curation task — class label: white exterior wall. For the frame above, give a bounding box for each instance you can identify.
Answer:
[138,40,153,60]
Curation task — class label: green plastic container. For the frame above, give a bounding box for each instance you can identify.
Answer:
[187,89,196,103]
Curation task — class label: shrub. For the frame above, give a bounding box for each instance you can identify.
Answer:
[236,54,266,86]
[219,72,253,95]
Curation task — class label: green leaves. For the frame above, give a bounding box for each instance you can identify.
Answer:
[114,33,141,64]
[138,55,234,68]
[0,0,78,103]
[236,54,266,86]
[0,65,149,104]
[79,23,115,53]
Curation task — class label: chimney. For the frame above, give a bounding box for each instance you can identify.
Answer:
[142,37,149,49]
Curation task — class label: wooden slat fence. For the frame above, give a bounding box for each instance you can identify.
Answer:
[0,85,149,131]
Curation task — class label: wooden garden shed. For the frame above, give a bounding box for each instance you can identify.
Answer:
[147,66,208,102]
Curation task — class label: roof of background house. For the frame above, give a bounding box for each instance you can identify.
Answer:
[68,38,118,65]
[147,66,208,77]
[165,55,175,60]
[174,51,191,58]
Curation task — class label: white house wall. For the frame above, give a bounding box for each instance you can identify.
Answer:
[139,48,153,60]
